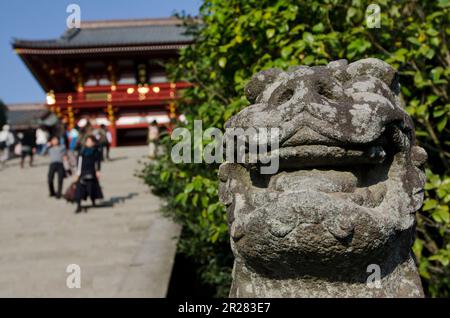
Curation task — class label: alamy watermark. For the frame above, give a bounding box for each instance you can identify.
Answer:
[171,120,280,174]
[366,4,381,28]
[66,263,81,289]
[66,4,81,29]
[366,264,381,288]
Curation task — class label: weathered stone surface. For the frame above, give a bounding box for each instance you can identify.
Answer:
[219,58,426,297]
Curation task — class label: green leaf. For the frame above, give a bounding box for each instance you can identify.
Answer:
[429,254,449,266]
[347,38,371,58]
[185,183,194,194]
[414,71,428,88]
[192,193,199,206]
[437,0,450,8]
[281,46,293,59]
[413,239,423,259]
[393,48,408,63]
[418,44,435,59]
[433,107,446,118]
[431,205,449,223]
[422,199,438,211]
[266,28,275,39]
[218,57,227,68]
[302,32,314,44]
[431,67,444,81]
[437,116,448,132]
[210,230,220,243]
[201,196,209,207]
[303,55,315,65]
[407,37,421,46]
[160,170,170,182]
[312,22,324,33]
[346,7,358,23]
[425,28,439,37]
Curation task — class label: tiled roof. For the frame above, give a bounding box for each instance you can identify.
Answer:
[6,104,52,128]
[13,17,193,49]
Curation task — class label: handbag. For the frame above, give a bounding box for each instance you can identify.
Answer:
[63,182,77,203]
[14,143,21,156]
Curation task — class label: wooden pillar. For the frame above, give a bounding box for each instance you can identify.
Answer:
[109,125,117,147]
[105,92,117,147]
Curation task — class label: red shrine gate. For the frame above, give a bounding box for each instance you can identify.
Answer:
[13,18,193,146]
[48,81,190,146]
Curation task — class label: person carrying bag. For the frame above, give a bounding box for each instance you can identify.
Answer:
[74,135,103,213]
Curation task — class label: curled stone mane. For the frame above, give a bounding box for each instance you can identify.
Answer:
[219,58,427,298]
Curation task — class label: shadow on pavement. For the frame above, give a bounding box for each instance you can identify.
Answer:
[79,192,139,211]
[107,156,128,162]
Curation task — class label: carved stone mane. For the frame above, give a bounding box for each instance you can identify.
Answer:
[219,58,427,297]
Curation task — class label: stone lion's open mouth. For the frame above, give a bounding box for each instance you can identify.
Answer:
[223,121,413,241]
[268,147,389,210]
[242,122,408,204]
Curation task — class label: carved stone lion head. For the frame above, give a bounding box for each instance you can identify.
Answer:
[219,58,427,283]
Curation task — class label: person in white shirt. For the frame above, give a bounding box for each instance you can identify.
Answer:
[147,120,160,159]
[106,129,112,160]
[35,127,49,155]
[0,124,14,168]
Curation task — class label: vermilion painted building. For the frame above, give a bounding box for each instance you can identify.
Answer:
[12,17,193,146]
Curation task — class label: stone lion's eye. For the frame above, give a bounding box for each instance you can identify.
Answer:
[277,88,294,105]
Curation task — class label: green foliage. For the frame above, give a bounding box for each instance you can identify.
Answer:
[0,99,7,128]
[138,133,233,295]
[141,0,450,297]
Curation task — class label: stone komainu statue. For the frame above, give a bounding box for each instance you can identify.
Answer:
[218,58,427,297]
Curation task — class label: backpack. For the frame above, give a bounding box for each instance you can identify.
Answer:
[97,129,108,144]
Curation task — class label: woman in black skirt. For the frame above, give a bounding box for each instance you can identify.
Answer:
[74,135,103,213]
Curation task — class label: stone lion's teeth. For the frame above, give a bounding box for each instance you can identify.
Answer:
[270,169,358,193]
[367,145,386,161]
[327,181,387,208]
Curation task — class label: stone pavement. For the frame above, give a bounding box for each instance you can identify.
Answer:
[0,146,180,297]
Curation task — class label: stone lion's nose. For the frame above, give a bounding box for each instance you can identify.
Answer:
[267,207,298,238]
[324,214,355,240]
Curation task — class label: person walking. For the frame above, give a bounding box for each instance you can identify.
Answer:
[147,120,160,159]
[68,126,79,153]
[0,124,14,168]
[74,135,103,213]
[75,122,93,152]
[20,128,37,168]
[60,122,69,150]
[96,124,110,161]
[35,127,49,155]
[105,128,112,160]
[101,124,112,161]
[66,126,79,173]
[47,136,67,199]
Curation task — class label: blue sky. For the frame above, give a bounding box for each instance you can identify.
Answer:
[0,0,200,104]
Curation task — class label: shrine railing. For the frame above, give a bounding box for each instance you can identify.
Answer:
[50,82,191,109]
